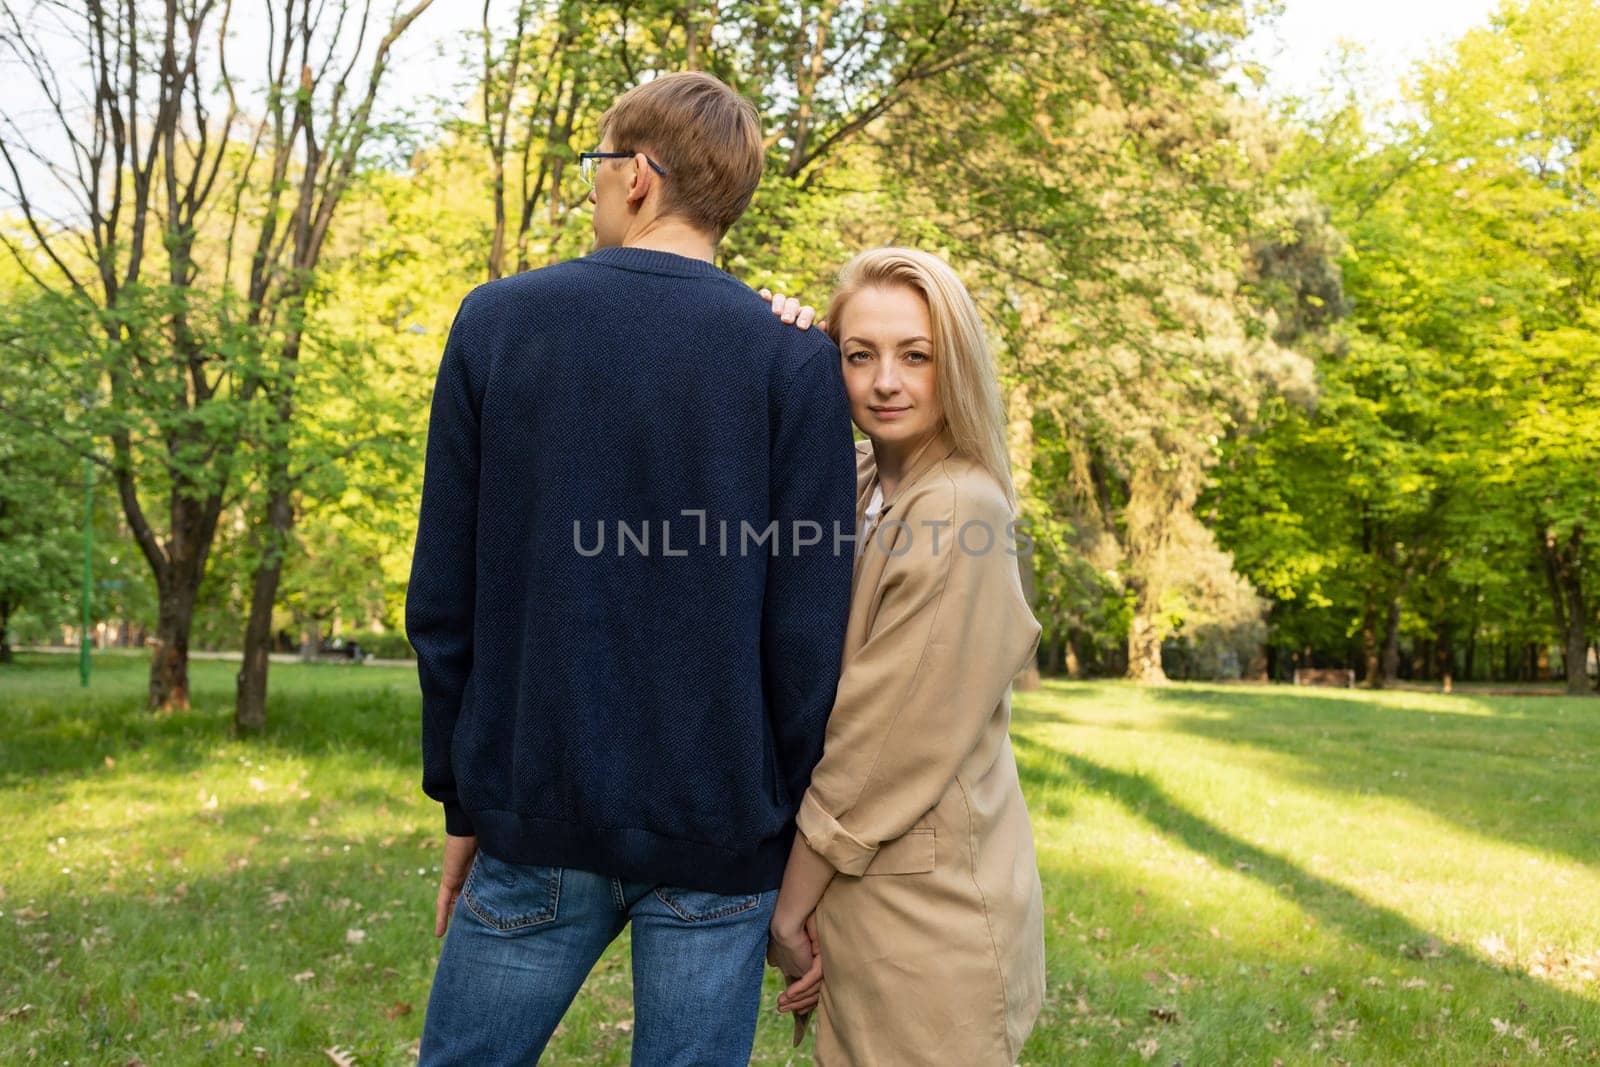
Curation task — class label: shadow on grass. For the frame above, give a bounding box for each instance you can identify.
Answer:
[1027,680,1600,872]
[0,846,809,1067]
[1013,733,1470,965]
[1010,732,1600,1055]
[0,653,420,797]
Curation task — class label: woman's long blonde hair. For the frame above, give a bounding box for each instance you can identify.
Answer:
[824,247,1017,509]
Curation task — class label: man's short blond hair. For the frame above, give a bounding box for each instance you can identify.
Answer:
[599,72,764,239]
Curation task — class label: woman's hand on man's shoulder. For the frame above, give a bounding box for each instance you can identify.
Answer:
[757,286,820,331]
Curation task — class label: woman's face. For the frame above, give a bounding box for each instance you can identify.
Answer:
[837,284,942,449]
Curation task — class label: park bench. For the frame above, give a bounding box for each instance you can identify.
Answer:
[1292,667,1355,688]
[315,638,366,663]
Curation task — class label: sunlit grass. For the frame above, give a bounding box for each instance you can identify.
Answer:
[1,656,1596,1063]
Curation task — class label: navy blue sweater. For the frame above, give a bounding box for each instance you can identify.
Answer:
[405,246,857,894]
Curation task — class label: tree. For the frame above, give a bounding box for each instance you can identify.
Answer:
[1,0,255,708]
[230,0,436,733]
[0,287,82,661]
[1216,0,1600,691]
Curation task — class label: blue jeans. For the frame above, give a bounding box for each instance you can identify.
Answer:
[418,848,779,1066]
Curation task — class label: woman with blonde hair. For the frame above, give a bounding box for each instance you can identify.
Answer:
[761,248,1047,1064]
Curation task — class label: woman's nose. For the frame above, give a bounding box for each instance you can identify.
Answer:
[873,362,901,395]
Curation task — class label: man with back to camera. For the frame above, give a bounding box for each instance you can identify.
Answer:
[404,72,858,1064]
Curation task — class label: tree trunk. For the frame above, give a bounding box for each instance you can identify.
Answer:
[0,599,12,663]
[149,576,200,711]
[1379,593,1402,686]
[1127,603,1167,684]
[1561,602,1589,695]
[1538,525,1593,696]
[235,452,295,734]
[1360,598,1381,688]
[1434,627,1453,684]
[1064,628,1082,679]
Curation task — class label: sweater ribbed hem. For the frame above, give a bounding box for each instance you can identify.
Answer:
[466,808,796,895]
[442,802,476,838]
[584,245,730,279]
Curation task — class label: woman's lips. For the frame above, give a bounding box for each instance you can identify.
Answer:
[869,406,911,420]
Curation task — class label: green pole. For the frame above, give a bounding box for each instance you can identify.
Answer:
[80,454,93,687]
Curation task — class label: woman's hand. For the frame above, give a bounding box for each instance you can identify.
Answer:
[757,287,819,330]
[776,911,823,1015]
[767,911,815,981]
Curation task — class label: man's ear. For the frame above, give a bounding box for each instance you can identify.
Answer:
[626,152,656,207]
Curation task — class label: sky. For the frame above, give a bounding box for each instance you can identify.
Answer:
[1238,0,1505,103]
[398,1,1513,105]
[393,1,1512,114]
[0,0,1510,224]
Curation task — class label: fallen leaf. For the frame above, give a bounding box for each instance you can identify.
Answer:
[324,1047,356,1066]
[1479,933,1510,961]
[382,1001,412,1020]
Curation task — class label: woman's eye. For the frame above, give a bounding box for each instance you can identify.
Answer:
[904,351,929,364]
[846,350,873,362]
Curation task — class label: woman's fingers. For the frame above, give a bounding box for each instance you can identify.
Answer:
[758,288,816,330]
[784,990,821,1015]
[777,950,824,1012]
[778,986,822,1014]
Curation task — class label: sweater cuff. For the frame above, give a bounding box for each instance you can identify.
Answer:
[443,802,476,838]
[797,791,877,876]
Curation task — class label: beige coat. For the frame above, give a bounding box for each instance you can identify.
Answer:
[795,429,1047,1065]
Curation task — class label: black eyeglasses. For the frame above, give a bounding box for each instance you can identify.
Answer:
[579,151,667,187]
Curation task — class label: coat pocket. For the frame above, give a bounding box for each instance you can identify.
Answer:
[863,827,935,875]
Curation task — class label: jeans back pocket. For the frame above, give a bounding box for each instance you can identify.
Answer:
[652,885,764,923]
[461,850,563,932]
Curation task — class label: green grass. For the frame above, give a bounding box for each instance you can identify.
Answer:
[1,653,1597,1064]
